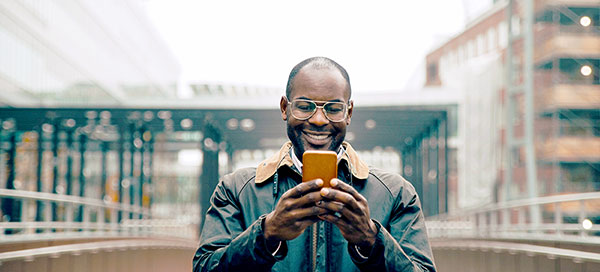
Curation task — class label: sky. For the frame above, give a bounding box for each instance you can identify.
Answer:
[144,0,491,95]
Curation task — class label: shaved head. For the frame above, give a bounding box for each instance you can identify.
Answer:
[285,57,351,101]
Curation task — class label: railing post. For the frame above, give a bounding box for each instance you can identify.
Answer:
[110,205,118,234]
[44,196,52,233]
[200,118,221,232]
[554,202,562,238]
[64,122,75,233]
[129,121,137,221]
[469,215,476,237]
[579,199,587,237]
[502,208,510,238]
[478,213,486,238]
[65,203,74,233]
[147,134,154,219]
[518,207,526,235]
[118,125,125,228]
[100,140,109,223]
[20,198,29,234]
[51,119,60,230]
[65,122,75,198]
[35,124,45,233]
[83,206,90,234]
[2,130,21,234]
[138,126,146,221]
[490,211,498,238]
[97,206,105,234]
[77,133,87,225]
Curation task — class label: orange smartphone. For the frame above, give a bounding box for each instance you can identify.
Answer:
[302,150,337,187]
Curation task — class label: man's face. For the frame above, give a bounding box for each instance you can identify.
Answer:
[280,66,353,160]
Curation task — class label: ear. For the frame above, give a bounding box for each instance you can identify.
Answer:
[345,100,353,125]
[280,96,288,121]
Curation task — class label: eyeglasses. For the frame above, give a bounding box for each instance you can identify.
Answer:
[288,99,350,122]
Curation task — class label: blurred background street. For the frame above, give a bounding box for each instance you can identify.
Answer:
[0,0,598,271]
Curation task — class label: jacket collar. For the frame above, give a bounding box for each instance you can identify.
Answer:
[255,141,369,183]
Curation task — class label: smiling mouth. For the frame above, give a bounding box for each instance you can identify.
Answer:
[303,131,331,141]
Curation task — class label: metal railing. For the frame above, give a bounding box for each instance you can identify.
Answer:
[0,237,198,272]
[432,239,600,264]
[0,188,196,241]
[431,239,600,272]
[0,237,197,263]
[0,181,197,272]
[426,192,600,244]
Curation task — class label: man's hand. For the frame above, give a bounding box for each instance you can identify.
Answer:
[316,178,378,248]
[264,179,328,242]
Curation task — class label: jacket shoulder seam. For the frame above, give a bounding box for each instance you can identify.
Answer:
[223,168,257,199]
[236,173,257,199]
[367,170,395,198]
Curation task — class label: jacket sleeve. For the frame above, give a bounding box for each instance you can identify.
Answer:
[348,181,437,271]
[193,178,285,272]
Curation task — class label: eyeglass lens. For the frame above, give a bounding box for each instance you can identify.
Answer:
[291,100,346,122]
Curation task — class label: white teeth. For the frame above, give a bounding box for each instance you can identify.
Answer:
[305,132,329,140]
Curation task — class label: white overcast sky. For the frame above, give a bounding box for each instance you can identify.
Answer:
[144,0,491,94]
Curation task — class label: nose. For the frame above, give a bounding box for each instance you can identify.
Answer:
[308,107,329,126]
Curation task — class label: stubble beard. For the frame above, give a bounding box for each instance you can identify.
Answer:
[286,123,345,159]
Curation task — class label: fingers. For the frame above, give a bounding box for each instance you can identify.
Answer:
[280,180,325,211]
[318,209,358,233]
[294,191,324,208]
[284,179,324,198]
[318,213,347,225]
[316,200,344,213]
[289,205,329,219]
[316,200,356,222]
[330,179,367,203]
[319,187,361,211]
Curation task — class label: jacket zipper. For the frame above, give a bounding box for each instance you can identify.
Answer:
[312,223,317,271]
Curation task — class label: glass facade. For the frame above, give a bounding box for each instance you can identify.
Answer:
[0,0,180,106]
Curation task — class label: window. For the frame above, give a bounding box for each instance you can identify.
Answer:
[427,62,439,83]
[561,163,600,192]
[487,27,497,51]
[511,15,521,37]
[467,40,475,59]
[458,45,466,65]
[477,34,485,56]
[449,50,457,68]
[498,21,508,48]
[440,54,447,75]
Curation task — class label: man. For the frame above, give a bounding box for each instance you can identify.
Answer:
[193,57,436,271]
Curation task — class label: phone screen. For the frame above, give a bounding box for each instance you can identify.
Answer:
[302,150,337,187]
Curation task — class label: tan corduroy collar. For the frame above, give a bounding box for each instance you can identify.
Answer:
[255,141,369,183]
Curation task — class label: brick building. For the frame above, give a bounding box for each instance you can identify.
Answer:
[424,0,599,209]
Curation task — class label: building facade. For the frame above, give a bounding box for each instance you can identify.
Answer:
[424,0,599,209]
[0,0,185,228]
[0,0,180,107]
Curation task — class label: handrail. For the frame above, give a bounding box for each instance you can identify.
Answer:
[0,238,198,263]
[0,188,149,215]
[426,192,600,245]
[0,189,196,241]
[428,192,600,220]
[431,239,600,263]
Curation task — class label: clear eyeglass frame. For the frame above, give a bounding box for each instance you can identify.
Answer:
[287,98,351,122]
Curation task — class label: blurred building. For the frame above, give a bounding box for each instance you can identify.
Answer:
[0,0,188,224]
[424,0,599,210]
[0,0,180,107]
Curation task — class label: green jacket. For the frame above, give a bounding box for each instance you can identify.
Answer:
[193,142,436,271]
